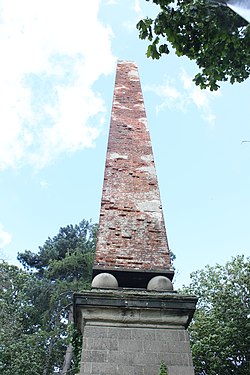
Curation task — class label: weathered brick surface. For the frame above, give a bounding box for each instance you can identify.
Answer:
[94,61,171,274]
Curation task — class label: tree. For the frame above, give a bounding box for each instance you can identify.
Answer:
[1,219,97,375]
[182,255,250,374]
[0,262,51,375]
[18,219,97,280]
[137,0,250,90]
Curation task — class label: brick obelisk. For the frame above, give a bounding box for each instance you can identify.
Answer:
[93,60,174,288]
[74,61,197,375]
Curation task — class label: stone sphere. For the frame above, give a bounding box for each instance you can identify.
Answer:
[91,273,118,289]
[147,276,173,291]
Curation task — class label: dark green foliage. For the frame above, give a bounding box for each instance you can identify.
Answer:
[0,262,51,375]
[137,0,250,90]
[18,219,97,279]
[1,219,97,375]
[67,323,83,374]
[170,250,176,262]
[182,255,250,375]
[0,262,66,374]
[158,361,168,375]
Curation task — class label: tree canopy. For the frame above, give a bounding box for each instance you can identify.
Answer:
[137,0,250,90]
[182,255,250,374]
[1,219,97,375]
[0,262,53,375]
[18,219,97,281]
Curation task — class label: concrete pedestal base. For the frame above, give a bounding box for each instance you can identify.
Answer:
[74,289,197,375]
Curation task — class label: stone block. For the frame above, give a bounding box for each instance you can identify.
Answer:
[155,329,180,341]
[182,330,190,341]
[158,353,190,366]
[133,352,159,366]
[92,363,118,375]
[86,337,118,351]
[89,338,118,350]
[79,361,92,373]
[187,354,194,366]
[84,326,108,338]
[143,364,162,375]
[139,309,161,321]
[117,364,144,375]
[82,350,106,363]
[168,365,195,375]
[107,327,132,339]
[118,339,141,352]
[143,340,191,354]
[82,338,87,350]
[131,327,156,340]
[106,350,135,365]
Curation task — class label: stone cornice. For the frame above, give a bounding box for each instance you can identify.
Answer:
[74,290,197,331]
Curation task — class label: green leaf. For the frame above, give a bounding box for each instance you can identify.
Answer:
[138,0,250,90]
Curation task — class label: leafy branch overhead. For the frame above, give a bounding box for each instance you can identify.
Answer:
[137,0,250,90]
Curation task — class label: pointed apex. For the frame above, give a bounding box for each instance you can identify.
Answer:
[93,61,173,288]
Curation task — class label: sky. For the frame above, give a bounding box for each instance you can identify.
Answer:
[227,0,250,22]
[0,0,249,288]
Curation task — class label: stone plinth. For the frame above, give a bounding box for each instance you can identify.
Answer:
[74,290,197,375]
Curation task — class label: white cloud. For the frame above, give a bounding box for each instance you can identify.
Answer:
[0,0,116,170]
[145,79,187,114]
[146,69,221,125]
[180,70,221,124]
[133,0,142,16]
[105,0,118,4]
[40,180,49,189]
[122,0,143,31]
[0,224,12,248]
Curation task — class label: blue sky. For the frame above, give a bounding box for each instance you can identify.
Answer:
[0,0,249,288]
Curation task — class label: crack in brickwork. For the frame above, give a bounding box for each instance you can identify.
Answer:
[94,61,172,274]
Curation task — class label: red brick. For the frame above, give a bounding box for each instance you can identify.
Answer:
[93,61,173,281]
